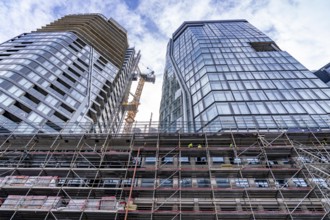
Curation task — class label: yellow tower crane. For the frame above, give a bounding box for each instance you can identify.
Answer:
[122,68,155,133]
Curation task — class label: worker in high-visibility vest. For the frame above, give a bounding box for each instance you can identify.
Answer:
[197,144,202,149]
[229,143,233,148]
[188,143,193,148]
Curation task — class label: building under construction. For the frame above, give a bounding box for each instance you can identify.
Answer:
[0,14,330,220]
[0,125,329,220]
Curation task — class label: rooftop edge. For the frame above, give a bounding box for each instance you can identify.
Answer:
[172,19,248,40]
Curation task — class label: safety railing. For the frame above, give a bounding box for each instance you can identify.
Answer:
[0,118,329,134]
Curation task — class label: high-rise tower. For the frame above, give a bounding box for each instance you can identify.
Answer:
[159,20,330,132]
[0,14,137,133]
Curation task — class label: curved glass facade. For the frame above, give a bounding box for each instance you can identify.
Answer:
[160,20,330,132]
[0,31,134,133]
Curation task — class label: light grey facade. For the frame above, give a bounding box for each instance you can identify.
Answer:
[0,14,137,133]
[160,20,330,132]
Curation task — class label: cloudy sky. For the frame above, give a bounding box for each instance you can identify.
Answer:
[0,0,329,122]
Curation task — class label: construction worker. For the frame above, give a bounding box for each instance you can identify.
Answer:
[188,143,193,148]
[229,143,233,148]
[197,144,202,149]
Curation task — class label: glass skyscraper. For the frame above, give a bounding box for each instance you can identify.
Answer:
[159,20,330,132]
[0,14,137,133]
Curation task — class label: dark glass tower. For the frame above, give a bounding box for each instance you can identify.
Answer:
[0,14,137,133]
[159,20,330,132]
[314,62,330,85]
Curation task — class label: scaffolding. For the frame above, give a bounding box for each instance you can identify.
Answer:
[0,129,329,219]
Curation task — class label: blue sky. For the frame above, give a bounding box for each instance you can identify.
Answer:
[123,0,140,10]
[0,0,329,122]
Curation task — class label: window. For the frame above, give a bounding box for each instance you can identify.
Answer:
[0,94,14,107]
[67,179,88,187]
[27,112,44,124]
[159,179,173,188]
[66,96,77,107]
[282,159,291,165]
[255,179,268,188]
[255,103,269,114]
[243,81,259,89]
[45,95,58,106]
[305,102,326,114]
[312,178,327,188]
[297,156,311,163]
[213,91,233,101]
[297,90,314,99]
[258,80,276,89]
[232,91,250,101]
[18,78,33,89]
[293,178,308,187]
[312,79,327,88]
[195,157,207,165]
[180,178,192,188]
[8,86,24,97]
[37,103,51,115]
[145,157,156,165]
[122,179,135,187]
[28,72,41,82]
[200,74,208,86]
[231,102,250,114]
[267,102,287,114]
[313,89,328,99]
[217,103,231,115]
[275,179,288,188]
[248,91,267,100]
[228,81,244,90]
[246,158,260,165]
[141,179,154,187]
[266,160,278,167]
[282,102,306,114]
[161,157,173,165]
[231,157,241,165]
[41,81,50,88]
[71,90,84,102]
[180,157,190,164]
[216,178,230,188]
[206,105,217,121]
[235,178,249,188]
[103,179,121,187]
[197,178,210,188]
[212,157,225,164]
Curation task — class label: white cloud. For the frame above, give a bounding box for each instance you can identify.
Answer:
[0,0,329,123]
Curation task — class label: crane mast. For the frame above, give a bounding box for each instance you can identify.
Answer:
[123,75,145,133]
[122,57,155,133]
